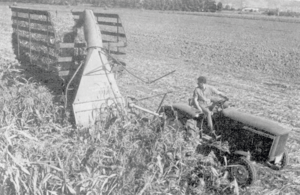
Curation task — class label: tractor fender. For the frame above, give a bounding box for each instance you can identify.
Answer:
[172,103,201,118]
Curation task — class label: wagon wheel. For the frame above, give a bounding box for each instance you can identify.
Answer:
[229,157,257,187]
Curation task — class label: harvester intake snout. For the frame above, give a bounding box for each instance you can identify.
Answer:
[72,10,124,127]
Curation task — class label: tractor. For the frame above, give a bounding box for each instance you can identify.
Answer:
[159,98,290,186]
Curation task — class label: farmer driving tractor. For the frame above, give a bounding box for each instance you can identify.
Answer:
[193,76,229,140]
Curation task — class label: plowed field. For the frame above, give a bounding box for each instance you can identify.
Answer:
[1,3,300,194]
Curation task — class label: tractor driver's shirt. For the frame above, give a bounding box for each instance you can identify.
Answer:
[193,85,220,106]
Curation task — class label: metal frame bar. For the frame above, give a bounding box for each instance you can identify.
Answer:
[117,16,119,54]
[46,14,50,69]
[16,11,20,57]
[28,11,32,63]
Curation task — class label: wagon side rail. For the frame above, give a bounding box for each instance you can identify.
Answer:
[9,6,87,80]
[10,6,59,71]
[71,10,127,56]
[56,42,86,77]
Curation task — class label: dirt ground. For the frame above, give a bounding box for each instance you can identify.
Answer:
[1,3,300,193]
[113,9,300,131]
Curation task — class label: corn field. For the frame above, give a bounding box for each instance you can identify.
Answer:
[0,63,242,194]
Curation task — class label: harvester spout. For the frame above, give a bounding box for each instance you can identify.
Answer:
[83,10,102,48]
[72,10,124,127]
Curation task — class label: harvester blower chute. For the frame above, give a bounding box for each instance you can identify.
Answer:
[71,10,124,126]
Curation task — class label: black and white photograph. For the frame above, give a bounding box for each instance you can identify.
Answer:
[0,0,299,194]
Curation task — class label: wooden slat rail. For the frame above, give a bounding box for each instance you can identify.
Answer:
[19,35,55,48]
[58,57,73,63]
[101,31,126,38]
[59,42,86,49]
[71,11,82,16]
[30,59,56,68]
[12,16,52,26]
[72,17,123,27]
[20,45,57,60]
[72,11,119,18]
[93,13,119,18]
[71,20,127,39]
[58,43,85,76]
[97,21,122,27]
[72,11,127,57]
[103,40,126,47]
[108,50,126,55]
[73,13,122,26]
[12,24,55,36]
[59,70,70,77]
[10,6,49,16]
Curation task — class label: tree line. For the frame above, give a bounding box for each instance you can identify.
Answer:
[6,0,223,12]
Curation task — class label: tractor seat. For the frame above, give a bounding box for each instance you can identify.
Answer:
[222,107,290,136]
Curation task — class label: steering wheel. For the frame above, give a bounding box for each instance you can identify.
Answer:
[210,98,229,112]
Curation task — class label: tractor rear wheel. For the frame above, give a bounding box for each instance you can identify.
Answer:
[159,106,184,130]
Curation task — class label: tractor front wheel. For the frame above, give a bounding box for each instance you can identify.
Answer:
[229,157,257,187]
[280,151,289,169]
[273,151,289,170]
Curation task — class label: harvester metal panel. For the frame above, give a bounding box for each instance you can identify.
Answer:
[72,47,124,127]
[72,10,124,127]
